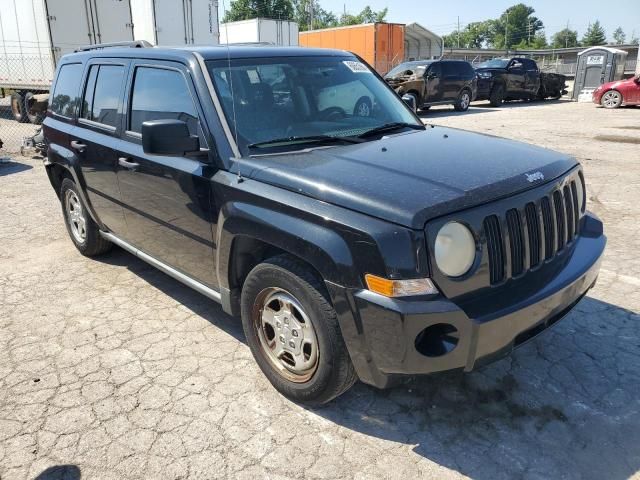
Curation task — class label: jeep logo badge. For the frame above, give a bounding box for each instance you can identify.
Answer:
[525,171,545,183]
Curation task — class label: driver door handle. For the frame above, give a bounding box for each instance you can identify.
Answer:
[118,157,140,170]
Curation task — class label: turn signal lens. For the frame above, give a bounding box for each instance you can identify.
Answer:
[365,274,438,297]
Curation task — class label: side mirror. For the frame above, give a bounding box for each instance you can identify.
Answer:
[141,119,199,156]
[401,94,417,112]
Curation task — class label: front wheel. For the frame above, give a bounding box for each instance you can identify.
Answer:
[454,89,471,111]
[601,90,622,109]
[489,84,505,107]
[241,255,357,405]
[353,96,372,117]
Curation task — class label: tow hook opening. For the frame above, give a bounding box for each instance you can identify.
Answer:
[415,323,460,357]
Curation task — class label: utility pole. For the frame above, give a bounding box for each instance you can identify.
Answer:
[457,16,460,48]
[309,0,314,31]
[505,11,509,50]
[565,20,570,48]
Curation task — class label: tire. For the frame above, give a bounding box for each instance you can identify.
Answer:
[241,254,357,405]
[10,92,28,123]
[454,89,471,112]
[24,92,45,124]
[601,90,622,109]
[353,96,373,117]
[489,84,505,107]
[60,178,112,256]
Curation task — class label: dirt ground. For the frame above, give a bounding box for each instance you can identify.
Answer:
[1,100,639,480]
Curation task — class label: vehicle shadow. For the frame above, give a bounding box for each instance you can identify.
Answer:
[94,247,245,343]
[96,248,640,478]
[34,464,81,480]
[312,296,640,479]
[0,160,33,176]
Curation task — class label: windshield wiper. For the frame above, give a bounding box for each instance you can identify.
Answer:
[248,135,364,149]
[358,122,425,138]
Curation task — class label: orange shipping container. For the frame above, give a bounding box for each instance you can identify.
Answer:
[299,23,405,75]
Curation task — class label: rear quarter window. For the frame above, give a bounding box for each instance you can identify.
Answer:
[50,63,83,118]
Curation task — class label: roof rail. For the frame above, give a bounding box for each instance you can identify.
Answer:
[75,40,153,52]
[224,41,275,47]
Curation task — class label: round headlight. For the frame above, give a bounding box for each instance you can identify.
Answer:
[435,222,476,277]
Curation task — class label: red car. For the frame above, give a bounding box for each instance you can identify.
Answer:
[593,74,640,108]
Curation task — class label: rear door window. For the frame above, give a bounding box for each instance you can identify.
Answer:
[81,64,125,128]
[50,63,83,118]
[128,66,199,136]
[523,59,538,72]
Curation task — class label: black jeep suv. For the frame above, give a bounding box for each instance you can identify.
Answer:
[385,59,477,112]
[43,43,605,405]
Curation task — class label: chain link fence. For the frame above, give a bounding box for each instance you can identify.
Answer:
[1,55,52,157]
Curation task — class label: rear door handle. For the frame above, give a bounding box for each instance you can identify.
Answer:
[118,157,140,171]
[70,140,87,152]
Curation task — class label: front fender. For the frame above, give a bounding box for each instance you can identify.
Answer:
[216,201,356,290]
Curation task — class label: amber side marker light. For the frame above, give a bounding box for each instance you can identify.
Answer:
[365,274,438,298]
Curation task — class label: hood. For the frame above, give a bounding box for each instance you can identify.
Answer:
[235,126,577,229]
[598,77,635,91]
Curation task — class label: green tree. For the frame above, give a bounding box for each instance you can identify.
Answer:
[339,6,388,26]
[582,21,607,46]
[223,0,294,22]
[490,4,544,48]
[293,0,337,31]
[551,28,579,48]
[612,27,626,44]
[442,21,492,48]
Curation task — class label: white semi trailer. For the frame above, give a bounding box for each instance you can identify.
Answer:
[130,0,219,46]
[0,0,134,123]
[0,0,219,124]
[220,19,299,46]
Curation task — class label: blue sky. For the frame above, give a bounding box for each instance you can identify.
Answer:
[315,0,640,41]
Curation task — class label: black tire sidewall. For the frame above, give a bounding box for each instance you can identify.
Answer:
[60,178,98,254]
[10,92,27,123]
[490,84,504,107]
[353,96,372,117]
[455,89,471,111]
[602,91,622,108]
[241,260,348,404]
[24,92,44,124]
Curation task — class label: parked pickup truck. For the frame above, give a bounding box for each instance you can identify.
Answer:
[475,57,568,106]
[43,43,605,405]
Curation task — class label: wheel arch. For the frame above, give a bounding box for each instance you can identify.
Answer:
[216,203,357,315]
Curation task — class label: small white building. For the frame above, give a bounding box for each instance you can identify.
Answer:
[404,23,443,61]
[220,18,299,46]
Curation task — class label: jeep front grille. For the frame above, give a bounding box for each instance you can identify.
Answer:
[484,179,581,284]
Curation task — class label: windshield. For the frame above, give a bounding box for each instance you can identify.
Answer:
[385,61,431,79]
[206,56,420,155]
[477,59,510,69]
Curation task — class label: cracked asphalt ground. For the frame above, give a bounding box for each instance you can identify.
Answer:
[1,101,639,480]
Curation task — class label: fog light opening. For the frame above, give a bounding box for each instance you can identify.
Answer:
[415,323,460,358]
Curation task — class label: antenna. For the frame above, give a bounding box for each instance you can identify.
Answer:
[221,0,240,167]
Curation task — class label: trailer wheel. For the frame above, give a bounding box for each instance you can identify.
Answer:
[24,92,45,124]
[10,92,29,123]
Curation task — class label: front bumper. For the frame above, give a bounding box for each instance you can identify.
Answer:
[328,212,605,389]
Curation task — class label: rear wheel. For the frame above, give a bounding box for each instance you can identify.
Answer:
[241,255,357,405]
[24,92,45,124]
[454,89,471,111]
[489,84,505,107]
[10,92,28,123]
[601,90,622,109]
[60,178,112,256]
[353,96,372,117]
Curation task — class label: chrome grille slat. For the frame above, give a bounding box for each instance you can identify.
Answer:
[482,177,582,286]
[484,215,505,284]
[525,202,541,268]
[506,209,524,277]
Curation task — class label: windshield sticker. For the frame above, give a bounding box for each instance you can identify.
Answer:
[343,61,370,73]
